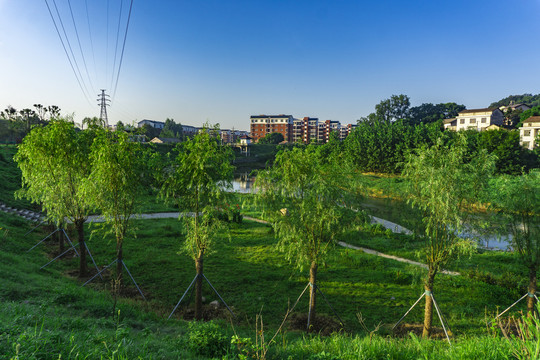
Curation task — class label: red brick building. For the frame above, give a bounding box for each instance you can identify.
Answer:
[250,115,294,142]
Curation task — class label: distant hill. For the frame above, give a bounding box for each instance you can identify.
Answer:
[489,93,540,108]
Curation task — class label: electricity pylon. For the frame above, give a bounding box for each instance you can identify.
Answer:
[97,89,110,128]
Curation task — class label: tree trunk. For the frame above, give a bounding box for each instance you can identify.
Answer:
[58,228,64,253]
[76,220,87,278]
[116,241,124,288]
[527,266,537,316]
[195,255,204,321]
[422,270,436,338]
[308,261,318,331]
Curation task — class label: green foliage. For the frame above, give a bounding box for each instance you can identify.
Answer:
[519,105,540,127]
[488,170,540,269]
[84,129,147,245]
[407,102,466,125]
[344,120,445,173]
[506,304,540,359]
[255,146,362,271]
[403,134,495,273]
[161,124,234,260]
[477,129,531,175]
[217,202,243,223]
[14,118,93,226]
[374,94,411,123]
[490,93,540,109]
[160,118,184,140]
[187,321,229,358]
[257,132,284,144]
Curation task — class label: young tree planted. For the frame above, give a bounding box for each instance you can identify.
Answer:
[161,125,234,320]
[255,146,360,330]
[84,129,147,288]
[15,118,94,277]
[403,134,495,337]
[489,170,540,315]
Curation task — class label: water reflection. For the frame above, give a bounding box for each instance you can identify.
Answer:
[231,177,512,250]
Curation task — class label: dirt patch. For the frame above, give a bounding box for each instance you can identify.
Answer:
[65,266,151,300]
[393,323,452,339]
[172,304,236,322]
[288,313,344,336]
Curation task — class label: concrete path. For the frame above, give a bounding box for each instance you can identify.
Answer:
[1,204,457,275]
[338,241,459,276]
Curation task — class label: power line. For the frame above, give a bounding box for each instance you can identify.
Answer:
[51,0,93,100]
[67,0,95,95]
[112,0,134,101]
[110,0,124,91]
[84,0,97,77]
[43,0,93,107]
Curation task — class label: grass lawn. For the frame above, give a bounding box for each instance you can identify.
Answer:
[42,215,521,336]
[1,199,529,359]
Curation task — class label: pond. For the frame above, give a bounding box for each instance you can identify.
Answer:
[232,177,513,250]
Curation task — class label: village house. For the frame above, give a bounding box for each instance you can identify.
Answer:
[520,116,540,150]
[444,108,504,131]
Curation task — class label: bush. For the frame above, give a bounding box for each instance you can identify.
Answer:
[187,320,228,358]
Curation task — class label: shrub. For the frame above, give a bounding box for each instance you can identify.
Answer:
[187,320,228,358]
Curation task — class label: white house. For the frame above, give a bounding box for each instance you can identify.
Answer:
[239,135,252,145]
[453,108,504,131]
[520,116,540,150]
[499,103,531,112]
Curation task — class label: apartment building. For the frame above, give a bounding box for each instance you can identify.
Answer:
[250,115,294,142]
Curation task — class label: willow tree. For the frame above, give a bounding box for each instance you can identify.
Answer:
[15,118,94,277]
[255,145,360,330]
[161,126,234,320]
[489,170,540,315]
[84,129,146,288]
[402,134,495,337]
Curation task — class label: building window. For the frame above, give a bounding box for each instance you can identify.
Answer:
[460,119,465,124]
[524,130,531,136]
[481,118,487,123]
[470,118,476,124]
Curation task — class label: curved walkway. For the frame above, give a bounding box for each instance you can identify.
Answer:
[1,204,458,275]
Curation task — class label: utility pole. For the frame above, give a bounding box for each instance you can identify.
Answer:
[97,89,110,128]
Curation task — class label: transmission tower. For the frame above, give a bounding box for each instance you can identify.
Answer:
[97,89,110,127]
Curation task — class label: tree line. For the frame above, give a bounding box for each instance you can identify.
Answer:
[342,94,539,175]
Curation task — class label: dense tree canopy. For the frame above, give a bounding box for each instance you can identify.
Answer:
[490,93,540,109]
[406,103,466,126]
[160,118,184,139]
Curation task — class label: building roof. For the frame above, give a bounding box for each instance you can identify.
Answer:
[443,118,456,124]
[522,116,540,124]
[138,119,165,125]
[240,135,252,139]
[150,137,181,143]
[250,115,293,119]
[458,108,499,115]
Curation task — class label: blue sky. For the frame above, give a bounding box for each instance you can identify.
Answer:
[1,0,539,130]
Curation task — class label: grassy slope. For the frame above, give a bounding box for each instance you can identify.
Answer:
[0,145,36,210]
[0,211,520,359]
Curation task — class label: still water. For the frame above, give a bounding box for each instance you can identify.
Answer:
[232,177,512,250]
